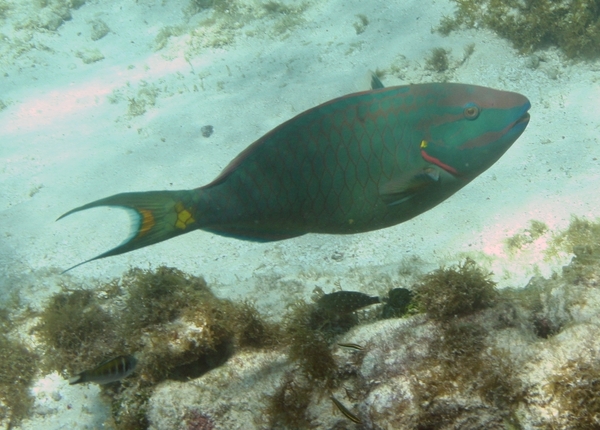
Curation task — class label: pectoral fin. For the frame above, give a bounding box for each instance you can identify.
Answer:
[380,168,440,206]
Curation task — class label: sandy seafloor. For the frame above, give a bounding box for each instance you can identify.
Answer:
[0,0,599,428]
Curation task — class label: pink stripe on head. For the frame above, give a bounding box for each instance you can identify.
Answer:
[438,84,529,110]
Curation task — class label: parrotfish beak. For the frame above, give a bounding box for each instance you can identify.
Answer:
[505,100,531,140]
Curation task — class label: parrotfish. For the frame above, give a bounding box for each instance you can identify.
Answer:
[58,79,530,271]
[68,355,137,385]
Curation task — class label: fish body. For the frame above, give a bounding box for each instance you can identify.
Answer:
[69,355,137,385]
[59,81,530,270]
[330,395,362,424]
[337,343,365,351]
[317,291,380,315]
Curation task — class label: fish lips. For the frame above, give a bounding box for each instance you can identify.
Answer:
[509,101,531,135]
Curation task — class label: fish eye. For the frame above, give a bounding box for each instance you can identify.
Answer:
[463,103,480,120]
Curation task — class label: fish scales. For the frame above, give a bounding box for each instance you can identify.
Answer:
[202,88,428,234]
[58,82,530,270]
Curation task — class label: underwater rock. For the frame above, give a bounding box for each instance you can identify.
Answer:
[146,350,288,430]
[20,229,600,428]
[144,254,600,429]
[90,19,110,41]
[38,9,65,31]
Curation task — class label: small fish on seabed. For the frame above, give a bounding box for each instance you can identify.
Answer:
[317,291,380,315]
[331,395,362,424]
[69,355,137,385]
[337,342,364,351]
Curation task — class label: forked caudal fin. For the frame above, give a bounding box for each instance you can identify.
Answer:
[57,190,198,272]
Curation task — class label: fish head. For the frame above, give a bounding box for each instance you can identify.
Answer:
[419,83,530,180]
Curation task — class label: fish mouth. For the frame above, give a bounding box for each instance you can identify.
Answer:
[507,111,530,137]
[511,101,531,130]
[515,112,530,126]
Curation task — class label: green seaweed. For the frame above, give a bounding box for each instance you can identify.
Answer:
[425,47,450,72]
[353,14,369,35]
[0,2,11,21]
[408,318,524,428]
[262,1,294,14]
[187,0,238,14]
[440,0,600,59]
[34,266,281,428]
[271,289,377,404]
[0,334,38,426]
[283,301,340,386]
[188,0,214,13]
[265,373,314,429]
[104,381,151,430]
[234,301,280,349]
[413,258,497,321]
[462,42,475,63]
[36,288,122,374]
[549,216,600,257]
[115,267,238,383]
[119,266,211,331]
[548,358,600,429]
[546,216,600,284]
[505,220,549,254]
[126,85,158,117]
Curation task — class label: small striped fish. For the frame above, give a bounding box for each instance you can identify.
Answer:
[337,342,364,351]
[69,355,137,385]
[331,395,362,424]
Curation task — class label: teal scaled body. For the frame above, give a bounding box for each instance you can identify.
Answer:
[59,79,530,271]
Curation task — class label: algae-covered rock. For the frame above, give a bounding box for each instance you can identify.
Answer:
[440,0,600,59]
[413,258,497,321]
[143,251,600,429]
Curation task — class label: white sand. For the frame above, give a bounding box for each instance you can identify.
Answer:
[1,0,599,428]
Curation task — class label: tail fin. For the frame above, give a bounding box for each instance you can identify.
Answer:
[57,190,198,272]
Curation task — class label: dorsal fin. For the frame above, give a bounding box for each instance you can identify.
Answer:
[369,72,385,90]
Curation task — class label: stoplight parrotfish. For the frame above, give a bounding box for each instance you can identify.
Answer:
[68,355,137,385]
[58,77,530,271]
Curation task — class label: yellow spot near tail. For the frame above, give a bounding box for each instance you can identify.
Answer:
[174,202,195,230]
[138,209,155,237]
[420,140,428,148]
